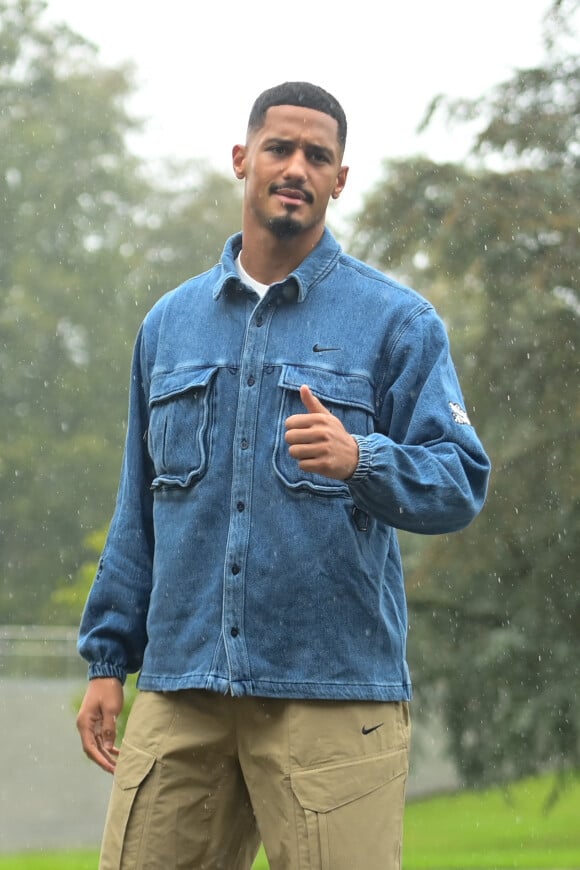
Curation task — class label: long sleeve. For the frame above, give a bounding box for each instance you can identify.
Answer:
[78,325,155,681]
[348,308,490,534]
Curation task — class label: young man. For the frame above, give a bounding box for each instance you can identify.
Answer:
[77,82,490,869]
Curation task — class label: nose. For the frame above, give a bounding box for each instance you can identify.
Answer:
[283,148,308,181]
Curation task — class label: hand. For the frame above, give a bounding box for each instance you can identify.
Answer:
[76,677,124,774]
[285,385,359,480]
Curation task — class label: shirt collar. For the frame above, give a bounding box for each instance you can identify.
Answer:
[213,228,341,303]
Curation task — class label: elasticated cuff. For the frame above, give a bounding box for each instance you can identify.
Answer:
[88,662,127,684]
[348,435,373,481]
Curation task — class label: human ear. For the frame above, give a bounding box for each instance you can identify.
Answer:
[232,144,246,180]
[332,165,349,199]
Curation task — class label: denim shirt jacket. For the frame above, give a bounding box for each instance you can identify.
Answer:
[78,229,491,701]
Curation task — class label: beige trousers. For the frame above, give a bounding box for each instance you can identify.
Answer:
[99,690,410,870]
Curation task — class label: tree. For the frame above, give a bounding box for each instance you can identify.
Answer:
[350,3,580,785]
[0,0,145,621]
[0,0,241,623]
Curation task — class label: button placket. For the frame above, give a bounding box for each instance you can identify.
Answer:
[222,302,274,689]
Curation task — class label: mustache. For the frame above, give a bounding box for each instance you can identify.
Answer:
[269,183,314,204]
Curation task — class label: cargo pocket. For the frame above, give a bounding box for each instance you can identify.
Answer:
[273,364,375,496]
[290,749,408,870]
[147,366,218,490]
[100,742,157,869]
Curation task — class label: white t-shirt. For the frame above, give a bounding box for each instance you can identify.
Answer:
[235,253,270,300]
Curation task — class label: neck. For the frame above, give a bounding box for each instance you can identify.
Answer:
[240,223,324,285]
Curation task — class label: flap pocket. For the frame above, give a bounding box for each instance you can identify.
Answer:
[280,365,375,415]
[149,366,218,407]
[290,749,407,813]
[114,741,156,791]
[274,365,375,496]
[148,366,218,487]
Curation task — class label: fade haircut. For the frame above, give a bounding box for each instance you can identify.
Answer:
[247,82,347,151]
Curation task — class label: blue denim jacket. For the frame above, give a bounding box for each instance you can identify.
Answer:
[78,229,490,700]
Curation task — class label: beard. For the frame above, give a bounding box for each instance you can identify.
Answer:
[267,214,303,239]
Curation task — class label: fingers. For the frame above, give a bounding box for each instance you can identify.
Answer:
[299,384,331,414]
[284,385,359,480]
[76,678,124,774]
[285,385,330,433]
[77,715,117,774]
[285,384,331,443]
[99,705,120,761]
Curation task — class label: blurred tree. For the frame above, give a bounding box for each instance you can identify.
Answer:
[0,0,241,623]
[139,158,243,293]
[350,2,579,785]
[50,525,106,622]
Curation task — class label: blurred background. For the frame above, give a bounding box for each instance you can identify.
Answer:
[1,0,579,863]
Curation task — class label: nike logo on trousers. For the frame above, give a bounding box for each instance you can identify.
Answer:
[361,723,384,735]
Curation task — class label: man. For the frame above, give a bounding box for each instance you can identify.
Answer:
[77,82,490,869]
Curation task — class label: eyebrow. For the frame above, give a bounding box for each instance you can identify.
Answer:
[263,137,336,161]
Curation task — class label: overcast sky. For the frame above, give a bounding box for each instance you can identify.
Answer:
[44,0,559,218]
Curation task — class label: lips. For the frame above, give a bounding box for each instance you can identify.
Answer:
[271,185,313,205]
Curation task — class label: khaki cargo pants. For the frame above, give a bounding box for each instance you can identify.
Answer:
[99,689,410,870]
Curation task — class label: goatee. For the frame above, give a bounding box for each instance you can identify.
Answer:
[268,215,302,239]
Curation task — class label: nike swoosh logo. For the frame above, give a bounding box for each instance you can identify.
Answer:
[312,344,341,353]
[361,723,384,735]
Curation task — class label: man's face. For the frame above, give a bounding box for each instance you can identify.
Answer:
[232,104,348,241]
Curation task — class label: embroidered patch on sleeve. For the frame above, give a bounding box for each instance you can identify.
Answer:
[449,402,471,425]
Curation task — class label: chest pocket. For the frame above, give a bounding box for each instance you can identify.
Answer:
[148,366,218,489]
[273,364,375,496]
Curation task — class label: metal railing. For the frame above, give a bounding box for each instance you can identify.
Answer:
[0,625,86,678]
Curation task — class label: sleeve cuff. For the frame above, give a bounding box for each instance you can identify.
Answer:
[348,435,373,481]
[88,662,127,684]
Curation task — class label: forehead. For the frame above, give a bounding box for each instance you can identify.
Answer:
[253,104,341,151]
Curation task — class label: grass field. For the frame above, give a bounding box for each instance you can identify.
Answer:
[1,772,578,869]
[403,771,580,869]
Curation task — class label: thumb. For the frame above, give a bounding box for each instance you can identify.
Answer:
[300,384,331,414]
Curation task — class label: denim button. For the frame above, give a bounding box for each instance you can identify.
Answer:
[241,439,249,450]
[232,564,240,575]
[247,376,255,386]
[236,501,245,512]
[230,627,239,637]
[256,315,263,327]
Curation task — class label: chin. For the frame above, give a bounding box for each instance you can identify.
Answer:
[267,215,303,239]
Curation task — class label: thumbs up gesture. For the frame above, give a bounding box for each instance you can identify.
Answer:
[285,385,360,481]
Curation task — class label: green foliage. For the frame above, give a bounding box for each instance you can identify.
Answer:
[0,0,241,624]
[351,16,580,785]
[51,527,106,622]
[0,0,148,622]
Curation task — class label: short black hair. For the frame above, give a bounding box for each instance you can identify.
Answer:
[247,82,347,151]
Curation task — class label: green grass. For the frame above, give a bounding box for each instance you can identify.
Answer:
[1,773,578,869]
[0,848,269,870]
[0,855,97,870]
[403,771,580,869]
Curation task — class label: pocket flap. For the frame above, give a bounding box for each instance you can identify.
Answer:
[149,366,218,406]
[279,365,375,414]
[290,749,407,813]
[114,741,156,791]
